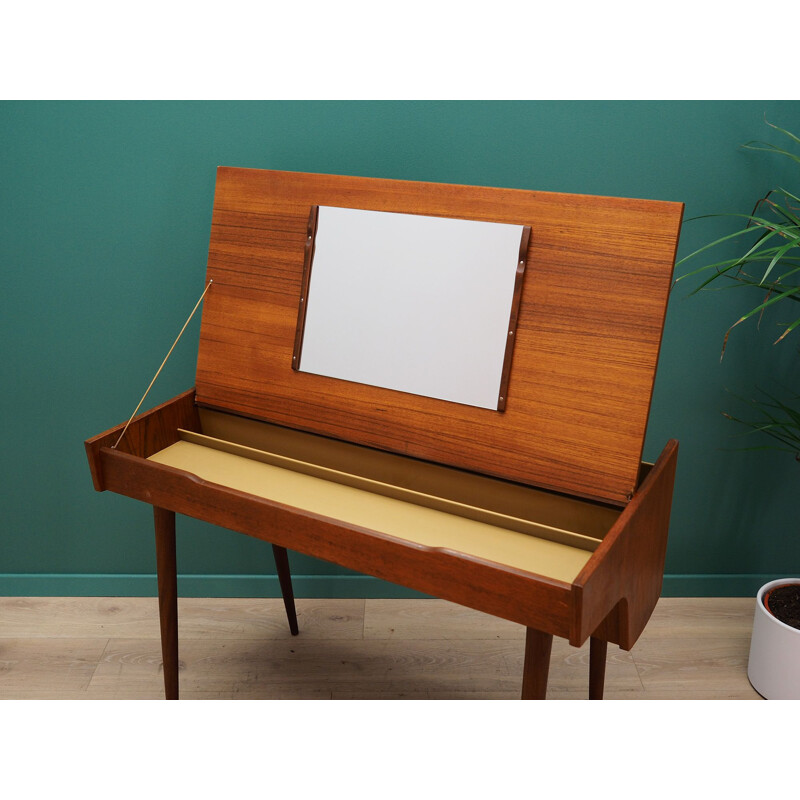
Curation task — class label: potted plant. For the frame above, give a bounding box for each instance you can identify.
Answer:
[677,120,800,699]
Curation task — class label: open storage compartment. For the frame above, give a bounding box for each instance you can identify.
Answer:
[147,408,621,585]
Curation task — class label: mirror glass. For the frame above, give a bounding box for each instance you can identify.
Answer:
[296,206,527,410]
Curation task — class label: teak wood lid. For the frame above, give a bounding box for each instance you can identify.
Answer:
[195,167,683,505]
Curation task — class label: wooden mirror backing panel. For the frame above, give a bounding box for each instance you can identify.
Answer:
[195,168,683,505]
[294,205,530,411]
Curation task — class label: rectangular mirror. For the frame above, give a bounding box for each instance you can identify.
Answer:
[293,205,530,411]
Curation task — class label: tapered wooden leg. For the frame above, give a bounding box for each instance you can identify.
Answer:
[589,637,607,700]
[272,544,299,636]
[521,628,553,699]
[154,506,179,700]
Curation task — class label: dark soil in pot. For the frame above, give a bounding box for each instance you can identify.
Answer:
[764,584,800,630]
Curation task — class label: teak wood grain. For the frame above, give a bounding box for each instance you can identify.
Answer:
[497,225,531,411]
[84,389,200,491]
[521,628,553,699]
[85,169,683,700]
[85,394,678,651]
[91,438,575,638]
[572,439,678,648]
[153,507,178,700]
[195,169,682,505]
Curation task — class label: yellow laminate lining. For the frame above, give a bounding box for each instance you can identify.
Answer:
[178,429,601,552]
[148,440,592,584]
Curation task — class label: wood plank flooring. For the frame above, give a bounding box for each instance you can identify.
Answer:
[0,596,762,699]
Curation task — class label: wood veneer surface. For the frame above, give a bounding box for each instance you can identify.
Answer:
[195,168,683,505]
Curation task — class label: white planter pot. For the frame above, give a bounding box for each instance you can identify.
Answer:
[747,578,800,699]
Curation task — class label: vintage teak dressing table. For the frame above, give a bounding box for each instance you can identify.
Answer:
[85,168,683,699]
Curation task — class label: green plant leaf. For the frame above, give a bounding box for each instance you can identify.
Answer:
[775,315,800,344]
[676,227,785,289]
[764,119,800,147]
[731,283,800,324]
[722,395,800,453]
[762,195,800,227]
[742,142,800,166]
[680,121,800,354]
[778,186,800,205]
[675,222,769,271]
[761,239,800,284]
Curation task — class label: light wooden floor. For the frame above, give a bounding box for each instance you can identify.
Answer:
[0,596,762,700]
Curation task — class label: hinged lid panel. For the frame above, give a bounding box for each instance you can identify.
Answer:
[196,168,682,505]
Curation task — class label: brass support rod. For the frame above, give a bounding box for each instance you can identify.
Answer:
[113,279,212,449]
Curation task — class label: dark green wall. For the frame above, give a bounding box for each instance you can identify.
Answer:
[2,100,799,597]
